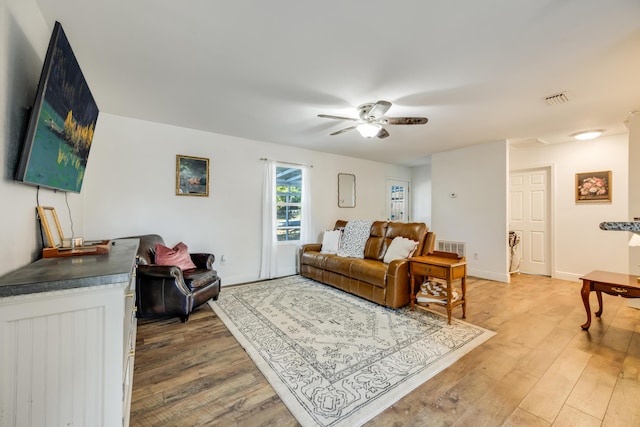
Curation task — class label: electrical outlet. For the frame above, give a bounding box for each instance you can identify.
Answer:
[473,252,479,260]
[220,254,226,264]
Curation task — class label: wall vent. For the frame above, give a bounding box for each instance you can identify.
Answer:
[544,92,569,105]
[436,240,466,258]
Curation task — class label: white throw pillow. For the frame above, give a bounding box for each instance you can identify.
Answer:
[320,230,341,254]
[336,220,373,258]
[383,236,418,263]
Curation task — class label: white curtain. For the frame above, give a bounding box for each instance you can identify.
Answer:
[301,165,312,244]
[259,160,277,279]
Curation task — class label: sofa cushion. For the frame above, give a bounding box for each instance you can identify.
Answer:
[384,222,428,256]
[383,236,418,263]
[349,259,387,288]
[364,221,388,260]
[337,220,373,258]
[320,230,341,254]
[323,254,352,276]
[155,242,197,270]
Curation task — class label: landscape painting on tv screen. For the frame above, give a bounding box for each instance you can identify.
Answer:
[16,22,99,193]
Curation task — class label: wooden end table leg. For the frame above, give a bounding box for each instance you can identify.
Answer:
[580,280,592,330]
[595,290,603,318]
[461,276,466,319]
[410,273,416,311]
[446,281,453,324]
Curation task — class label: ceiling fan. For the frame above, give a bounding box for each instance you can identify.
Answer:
[318,100,428,139]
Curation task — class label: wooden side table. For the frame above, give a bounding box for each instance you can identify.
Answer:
[580,270,640,330]
[409,252,467,324]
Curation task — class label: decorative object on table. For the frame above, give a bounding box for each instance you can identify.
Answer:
[210,275,494,427]
[36,206,64,248]
[176,154,209,196]
[42,240,112,258]
[417,279,462,304]
[37,205,111,258]
[575,171,611,203]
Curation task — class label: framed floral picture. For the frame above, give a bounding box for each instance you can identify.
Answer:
[575,171,611,203]
[176,155,209,196]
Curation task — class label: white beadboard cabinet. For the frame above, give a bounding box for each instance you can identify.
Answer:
[0,239,139,427]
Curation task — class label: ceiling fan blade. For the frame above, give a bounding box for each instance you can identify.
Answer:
[318,114,357,121]
[366,100,392,119]
[383,117,428,125]
[330,125,357,136]
[377,128,390,139]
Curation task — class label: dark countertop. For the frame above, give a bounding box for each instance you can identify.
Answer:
[600,222,640,232]
[0,238,139,297]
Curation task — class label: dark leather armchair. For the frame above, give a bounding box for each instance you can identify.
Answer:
[131,234,221,322]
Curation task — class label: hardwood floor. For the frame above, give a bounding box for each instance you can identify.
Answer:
[130,274,640,426]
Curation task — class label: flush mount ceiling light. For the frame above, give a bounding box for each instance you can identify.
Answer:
[572,129,603,140]
[356,122,382,138]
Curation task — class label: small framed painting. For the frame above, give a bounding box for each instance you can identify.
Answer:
[176,155,209,196]
[37,206,64,248]
[576,171,611,203]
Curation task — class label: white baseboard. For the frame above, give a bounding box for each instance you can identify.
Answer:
[552,271,582,282]
[467,268,509,283]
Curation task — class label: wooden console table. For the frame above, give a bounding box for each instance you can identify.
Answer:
[409,252,467,324]
[580,270,640,330]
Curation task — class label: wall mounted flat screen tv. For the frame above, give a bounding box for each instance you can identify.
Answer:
[15,21,99,193]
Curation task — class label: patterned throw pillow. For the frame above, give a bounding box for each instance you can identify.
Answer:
[155,242,197,270]
[336,220,373,258]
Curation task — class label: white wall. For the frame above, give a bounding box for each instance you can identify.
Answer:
[432,141,509,282]
[628,115,640,276]
[410,162,432,226]
[0,0,86,276]
[82,113,411,285]
[510,134,629,280]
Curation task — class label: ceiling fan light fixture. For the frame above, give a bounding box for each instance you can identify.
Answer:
[357,123,382,138]
[572,129,603,140]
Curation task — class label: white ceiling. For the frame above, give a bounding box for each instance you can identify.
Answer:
[35,0,640,166]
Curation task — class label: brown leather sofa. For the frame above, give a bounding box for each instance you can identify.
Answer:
[300,220,435,309]
[132,234,221,322]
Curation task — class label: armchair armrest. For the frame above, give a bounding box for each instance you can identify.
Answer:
[190,253,215,269]
[136,264,192,295]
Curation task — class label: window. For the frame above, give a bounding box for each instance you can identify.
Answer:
[386,178,410,221]
[276,166,303,241]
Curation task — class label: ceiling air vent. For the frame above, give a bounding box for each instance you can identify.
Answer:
[544,92,569,105]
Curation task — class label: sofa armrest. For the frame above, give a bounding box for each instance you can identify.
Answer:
[301,243,322,253]
[190,253,215,269]
[385,259,412,308]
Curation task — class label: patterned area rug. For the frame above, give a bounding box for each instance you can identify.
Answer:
[209,275,495,427]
